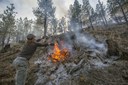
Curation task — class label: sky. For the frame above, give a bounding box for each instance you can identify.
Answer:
[0,0,107,19]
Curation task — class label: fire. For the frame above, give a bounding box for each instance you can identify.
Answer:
[48,41,69,63]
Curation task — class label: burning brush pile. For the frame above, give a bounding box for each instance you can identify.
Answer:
[34,31,128,85]
[48,41,70,63]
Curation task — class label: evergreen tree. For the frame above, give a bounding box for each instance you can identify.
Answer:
[33,0,56,37]
[15,18,24,42]
[69,0,81,31]
[23,17,33,38]
[95,0,107,26]
[15,18,33,41]
[51,18,58,35]
[0,4,16,47]
[60,17,66,33]
[107,0,121,24]
[82,0,94,29]
[107,0,128,24]
[116,0,128,24]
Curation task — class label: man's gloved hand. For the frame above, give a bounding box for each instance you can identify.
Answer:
[36,39,42,42]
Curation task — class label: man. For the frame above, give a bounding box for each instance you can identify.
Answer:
[13,34,53,85]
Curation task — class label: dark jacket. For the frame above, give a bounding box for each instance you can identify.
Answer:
[18,42,48,60]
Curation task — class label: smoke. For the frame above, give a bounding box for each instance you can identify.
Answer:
[76,32,103,49]
[61,21,107,56]
[52,0,74,19]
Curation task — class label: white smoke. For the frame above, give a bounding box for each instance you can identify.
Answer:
[76,32,107,52]
[62,25,107,56]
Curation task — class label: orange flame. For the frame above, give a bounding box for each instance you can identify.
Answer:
[48,41,69,63]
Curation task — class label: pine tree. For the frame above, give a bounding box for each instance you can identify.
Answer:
[107,0,121,24]
[116,0,128,24]
[60,17,66,33]
[82,0,94,29]
[1,4,16,47]
[51,18,58,35]
[33,0,56,37]
[15,18,24,42]
[107,0,128,24]
[69,0,81,31]
[95,0,107,26]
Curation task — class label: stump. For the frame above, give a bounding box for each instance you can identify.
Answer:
[106,39,119,57]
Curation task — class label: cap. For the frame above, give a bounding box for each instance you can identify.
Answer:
[27,34,35,40]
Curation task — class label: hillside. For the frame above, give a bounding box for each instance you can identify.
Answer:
[0,24,128,85]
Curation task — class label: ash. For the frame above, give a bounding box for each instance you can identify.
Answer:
[34,48,112,85]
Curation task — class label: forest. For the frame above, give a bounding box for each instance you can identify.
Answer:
[0,0,128,85]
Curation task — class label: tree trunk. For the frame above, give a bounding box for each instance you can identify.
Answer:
[101,8,108,26]
[103,15,108,26]
[113,14,120,24]
[98,0,108,27]
[1,26,8,48]
[16,33,20,42]
[80,20,82,29]
[1,34,6,48]
[89,17,94,29]
[63,27,66,33]
[117,0,128,25]
[111,5,121,24]
[7,34,10,44]
[87,9,94,30]
[53,26,56,35]
[0,36,2,46]
[44,14,47,37]
[100,14,106,26]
